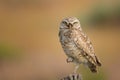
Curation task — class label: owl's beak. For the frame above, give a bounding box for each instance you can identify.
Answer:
[68,23,72,29]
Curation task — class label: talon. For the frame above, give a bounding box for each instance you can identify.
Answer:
[66,57,73,63]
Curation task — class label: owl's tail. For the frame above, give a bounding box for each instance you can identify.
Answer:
[87,61,97,73]
[95,56,102,66]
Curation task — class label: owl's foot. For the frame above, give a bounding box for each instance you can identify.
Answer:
[66,57,73,63]
[61,73,82,80]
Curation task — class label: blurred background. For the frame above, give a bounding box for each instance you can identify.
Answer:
[0,0,120,80]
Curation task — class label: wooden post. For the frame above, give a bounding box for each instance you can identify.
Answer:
[61,73,82,80]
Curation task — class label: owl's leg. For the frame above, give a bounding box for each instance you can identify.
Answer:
[74,64,80,73]
[66,57,73,63]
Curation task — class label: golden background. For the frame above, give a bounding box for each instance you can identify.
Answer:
[0,0,120,80]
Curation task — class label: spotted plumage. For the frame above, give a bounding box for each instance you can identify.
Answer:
[59,17,101,73]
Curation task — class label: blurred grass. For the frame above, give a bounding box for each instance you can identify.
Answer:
[79,65,107,80]
[79,3,120,27]
[0,43,22,61]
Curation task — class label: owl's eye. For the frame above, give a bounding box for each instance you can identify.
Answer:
[62,21,68,25]
[73,22,78,25]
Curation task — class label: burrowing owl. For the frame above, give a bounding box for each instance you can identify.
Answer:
[59,17,101,73]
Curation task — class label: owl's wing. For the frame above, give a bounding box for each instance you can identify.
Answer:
[73,32,101,66]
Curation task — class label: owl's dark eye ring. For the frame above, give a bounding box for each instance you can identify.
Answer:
[73,22,78,25]
[62,21,68,25]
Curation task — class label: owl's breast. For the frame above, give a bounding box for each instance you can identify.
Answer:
[59,30,88,64]
[60,31,80,56]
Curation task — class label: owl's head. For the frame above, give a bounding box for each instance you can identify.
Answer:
[60,17,82,31]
